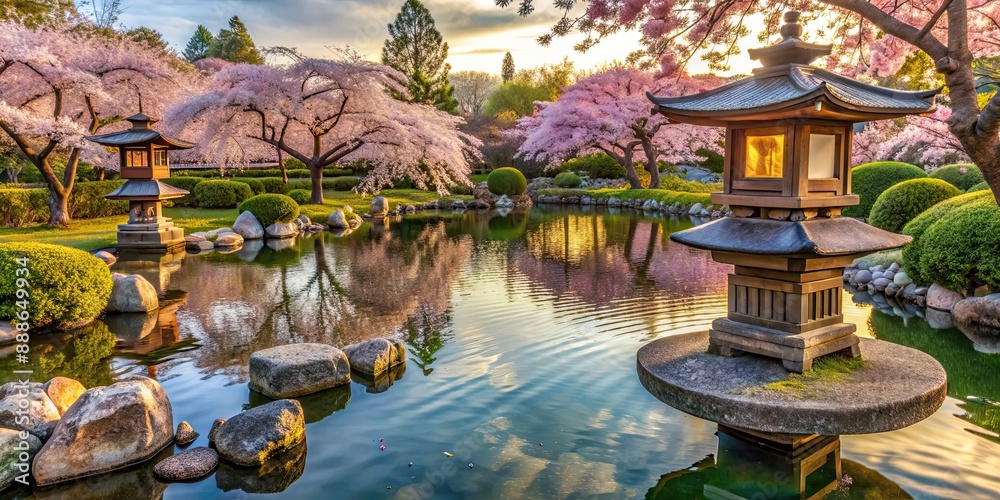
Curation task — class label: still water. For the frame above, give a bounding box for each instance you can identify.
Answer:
[3,206,999,499]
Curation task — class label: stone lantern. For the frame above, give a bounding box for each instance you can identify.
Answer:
[87,113,194,253]
[646,11,941,372]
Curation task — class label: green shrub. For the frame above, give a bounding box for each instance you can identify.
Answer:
[67,180,129,219]
[283,157,307,171]
[0,188,49,227]
[286,180,310,192]
[193,180,253,208]
[902,190,995,285]
[659,175,720,193]
[172,169,215,178]
[287,189,312,205]
[929,164,985,191]
[695,147,725,174]
[259,177,288,194]
[915,196,1000,292]
[230,177,265,195]
[561,154,625,179]
[324,167,352,177]
[285,169,311,179]
[487,167,527,196]
[237,193,300,226]
[0,243,112,329]
[869,178,961,233]
[553,172,582,188]
[844,161,927,219]
[327,176,360,191]
[161,177,204,205]
[968,181,991,193]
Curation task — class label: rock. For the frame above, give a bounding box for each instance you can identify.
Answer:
[924,308,954,330]
[915,287,929,296]
[176,421,199,446]
[32,377,174,486]
[265,223,297,239]
[296,215,311,226]
[370,196,389,217]
[688,203,704,215]
[495,195,514,208]
[901,283,918,302]
[0,382,60,437]
[188,240,214,251]
[232,211,266,240]
[467,199,491,210]
[208,418,226,443]
[106,273,158,313]
[187,233,208,241]
[327,210,349,229]
[214,441,306,494]
[450,199,467,210]
[927,283,964,311]
[607,197,622,207]
[342,338,406,376]
[204,228,232,239]
[0,428,41,490]
[405,205,416,214]
[884,282,901,298]
[843,267,859,283]
[882,270,895,281]
[153,447,218,481]
[94,250,116,266]
[42,377,86,415]
[855,270,873,285]
[873,277,891,292]
[872,271,884,281]
[642,199,659,211]
[308,223,325,232]
[893,271,912,286]
[214,400,305,467]
[249,343,351,399]
[953,294,1000,338]
[215,233,244,248]
[916,296,927,308]
[888,262,901,273]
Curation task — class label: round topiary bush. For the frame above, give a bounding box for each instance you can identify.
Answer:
[929,163,985,191]
[231,177,265,195]
[869,178,962,233]
[902,190,995,285]
[0,243,112,330]
[967,181,991,193]
[487,167,527,196]
[287,189,312,205]
[237,193,300,226]
[193,180,253,208]
[914,196,1000,292]
[259,177,289,194]
[553,172,582,188]
[844,161,926,219]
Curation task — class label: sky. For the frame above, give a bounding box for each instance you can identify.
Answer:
[115,0,758,76]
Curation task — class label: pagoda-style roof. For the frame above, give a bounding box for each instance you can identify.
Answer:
[87,113,195,150]
[106,180,189,201]
[647,11,941,126]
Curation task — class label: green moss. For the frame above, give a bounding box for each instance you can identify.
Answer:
[761,356,866,399]
[929,163,985,191]
[845,161,926,219]
[914,195,1000,291]
[486,167,527,196]
[869,178,961,233]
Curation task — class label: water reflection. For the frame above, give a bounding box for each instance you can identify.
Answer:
[215,442,307,494]
[249,385,351,424]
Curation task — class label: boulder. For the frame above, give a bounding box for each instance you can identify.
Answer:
[94,250,116,266]
[855,270,873,285]
[106,273,159,313]
[607,197,622,207]
[873,277,891,293]
[494,195,514,208]
[42,377,86,415]
[297,215,312,226]
[307,223,325,232]
[187,233,208,241]
[924,308,954,330]
[32,377,174,486]
[404,204,416,214]
[214,400,305,467]
[176,421,199,446]
[888,262,901,273]
[188,240,214,252]
[208,418,226,443]
[467,199,491,210]
[370,196,389,217]
[215,233,244,248]
[153,447,218,481]
[953,294,1000,338]
[688,203,704,215]
[0,428,41,490]
[232,211,265,240]
[342,338,407,376]
[450,199,467,210]
[901,283,919,302]
[327,210,349,229]
[927,283,964,311]
[249,343,351,399]
[0,382,60,437]
[893,271,912,286]
[884,282,901,298]
[265,223,297,239]
[214,441,306,494]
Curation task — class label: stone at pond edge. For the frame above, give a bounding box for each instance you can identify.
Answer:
[209,418,226,443]
[232,211,265,240]
[215,441,306,494]
[0,428,41,490]
[370,197,389,217]
[327,209,349,229]
[94,250,116,266]
[953,294,1000,338]
[0,382,60,438]
[342,338,406,376]
[214,399,305,467]
[153,447,218,481]
[188,240,215,252]
[42,377,86,416]
[926,283,964,311]
[249,343,351,399]
[106,273,159,313]
[176,421,199,446]
[32,377,174,486]
[467,199,490,210]
[215,233,244,248]
[265,223,297,239]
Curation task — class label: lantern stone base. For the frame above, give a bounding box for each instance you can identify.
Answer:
[708,318,860,373]
[116,220,186,253]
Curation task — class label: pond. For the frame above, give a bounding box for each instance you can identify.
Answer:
[3,206,999,498]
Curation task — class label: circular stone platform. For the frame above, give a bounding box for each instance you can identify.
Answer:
[637,331,947,435]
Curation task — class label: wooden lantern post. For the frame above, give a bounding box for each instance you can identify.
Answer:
[647,11,941,372]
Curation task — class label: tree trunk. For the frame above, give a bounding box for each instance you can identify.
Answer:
[48,190,71,227]
[278,148,288,183]
[623,158,643,189]
[643,143,660,189]
[96,168,105,181]
[309,166,324,204]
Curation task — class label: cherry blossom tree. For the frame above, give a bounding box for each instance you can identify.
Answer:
[854,106,970,167]
[516,67,723,188]
[498,0,1000,202]
[0,21,195,226]
[164,58,481,203]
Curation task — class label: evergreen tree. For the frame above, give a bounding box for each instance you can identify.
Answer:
[502,52,515,83]
[125,27,168,51]
[207,16,263,65]
[381,0,458,114]
[182,25,214,62]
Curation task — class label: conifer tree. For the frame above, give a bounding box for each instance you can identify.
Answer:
[182,25,214,62]
[501,52,515,83]
[207,16,263,65]
[381,0,458,113]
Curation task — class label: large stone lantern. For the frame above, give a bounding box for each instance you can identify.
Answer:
[87,113,194,254]
[646,11,941,373]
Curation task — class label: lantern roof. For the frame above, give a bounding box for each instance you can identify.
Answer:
[105,179,189,201]
[87,113,195,150]
[647,11,941,127]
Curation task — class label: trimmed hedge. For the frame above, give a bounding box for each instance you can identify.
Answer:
[560,154,625,179]
[0,243,112,329]
[929,164,985,191]
[193,180,253,208]
[967,181,991,193]
[260,178,288,194]
[901,190,994,285]
[914,196,1000,292]
[869,178,961,233]
[237,194,300,226]
[553,172,582,188]
[487,167,527,196]
[172,166,352,179]
[160,177,203,205]
[844,161,927,219]
[287,189,312,205]
[0,181,128,227]
[0,188,49,227]
[68,180,129,219]
[231,177,265,195]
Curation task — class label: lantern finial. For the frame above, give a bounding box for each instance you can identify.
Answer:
[779,11,803,40]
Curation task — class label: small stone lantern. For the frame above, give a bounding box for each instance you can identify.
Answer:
[647,11,941,372]
[87,113,194,253]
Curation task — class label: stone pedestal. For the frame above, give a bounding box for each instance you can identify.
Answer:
[116,219,185,253]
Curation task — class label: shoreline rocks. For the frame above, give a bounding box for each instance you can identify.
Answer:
[233,211,265,240]
[0,428,41,490]
[175,421,199,446]
[249,343,351,399]
[106,273,159,313]
[342,338,407,376]
[214,400,305,467]
[153,447,218,481]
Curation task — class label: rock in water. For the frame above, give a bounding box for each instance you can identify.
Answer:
[342,338,407,376]
[215,233,244,248]
[153,447,218,481]
[94,250,116,266]
[495,195,514,208]
[0,428,41,490]
[106,273,159,313]
[0,382,60,437]
[953,294,1000,338]
[926,283,965,311]
[265,223,297,239]
[214,400,305,467]
[249,343,351,399]
[176,421,199,446]
[42,377,86,415]
[370,197,389,217]
[327,210,349,229]
[32,377,174,486]
[232,211,265,240]
[209,418,226,443]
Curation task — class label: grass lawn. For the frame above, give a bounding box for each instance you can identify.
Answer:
[470,173,489,183]
[0,189,471,251]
